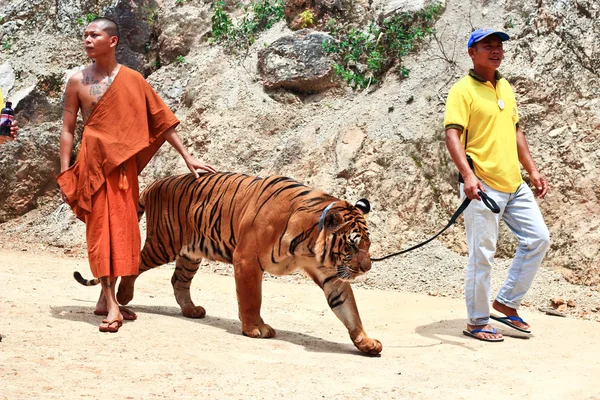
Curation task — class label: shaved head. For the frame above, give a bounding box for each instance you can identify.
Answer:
[90,17,120,45]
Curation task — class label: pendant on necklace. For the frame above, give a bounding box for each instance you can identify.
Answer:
[498,99,505,110]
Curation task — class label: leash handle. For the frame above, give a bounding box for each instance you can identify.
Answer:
[479,191,500,214]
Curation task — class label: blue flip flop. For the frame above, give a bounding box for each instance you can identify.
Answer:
[462,328,504,342]
[490,314,531,333]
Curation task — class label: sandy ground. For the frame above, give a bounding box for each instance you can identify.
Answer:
[1,249,600,400]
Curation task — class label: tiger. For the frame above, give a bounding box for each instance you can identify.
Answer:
[74,172,382,355]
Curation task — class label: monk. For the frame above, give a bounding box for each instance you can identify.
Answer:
[57,17,216,333]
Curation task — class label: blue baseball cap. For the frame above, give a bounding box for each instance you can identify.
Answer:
[468,28,510,48]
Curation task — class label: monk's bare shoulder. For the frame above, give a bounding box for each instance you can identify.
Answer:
[62,72,84,119]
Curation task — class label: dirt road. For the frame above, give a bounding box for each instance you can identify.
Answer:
[1,250,599,399]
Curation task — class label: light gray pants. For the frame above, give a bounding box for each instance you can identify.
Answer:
[460,182,550,326]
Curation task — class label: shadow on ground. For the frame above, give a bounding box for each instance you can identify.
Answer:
[413,318,531,350]
[50,303,372,356]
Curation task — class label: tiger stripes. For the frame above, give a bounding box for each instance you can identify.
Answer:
[79,172,382,354]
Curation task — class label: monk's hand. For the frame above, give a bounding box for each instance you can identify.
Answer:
[530,170,548,199]
[9,120,19,140]
[60,188,69,204]
[185,157,217,178]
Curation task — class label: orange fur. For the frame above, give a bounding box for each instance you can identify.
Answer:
[116,172,382,354]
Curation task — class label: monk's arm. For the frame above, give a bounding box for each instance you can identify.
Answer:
[60,76,81,172]
[163,127,217,177]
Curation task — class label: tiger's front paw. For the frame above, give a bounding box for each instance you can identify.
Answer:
[181,304,206,318]
[353,334,383,355]
[242,323,276,338]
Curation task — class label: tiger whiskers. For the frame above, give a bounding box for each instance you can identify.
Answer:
[336,265,357,281]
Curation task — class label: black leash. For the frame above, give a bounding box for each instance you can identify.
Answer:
[371,191,500,262]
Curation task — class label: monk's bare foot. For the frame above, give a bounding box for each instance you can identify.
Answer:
[95,289,136,320]
[466,324,503,341]
[493,300,530,330]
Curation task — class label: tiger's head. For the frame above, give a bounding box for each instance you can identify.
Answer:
[315,199,371,281]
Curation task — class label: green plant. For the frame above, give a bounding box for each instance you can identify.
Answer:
[504,16,515,29]
[176,0,185,5]
[323,2,443,89]
[77,13,99,25]
[325,17,337,33]
[147,8,159,23]
[154,60,161,69]
[398,65,410,78]
[175,55,186,64]
[210,0,233,42]
[2,40,11,51]
[299,9,315,28]
[210,0,285,54]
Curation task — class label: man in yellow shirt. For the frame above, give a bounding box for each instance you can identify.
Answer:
[444,28,550,342]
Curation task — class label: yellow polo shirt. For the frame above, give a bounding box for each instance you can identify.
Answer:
[0,89,3,109]
[444,70,522,193]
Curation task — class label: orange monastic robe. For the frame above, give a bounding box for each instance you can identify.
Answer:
[57,66,179,278]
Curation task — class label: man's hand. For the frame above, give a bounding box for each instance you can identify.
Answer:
[9,120,19,140]
[185,157,217,178]
[529,170,548,199]
[463,173,485,201]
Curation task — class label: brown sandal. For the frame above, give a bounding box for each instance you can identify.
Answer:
[99,318,123,333]
[94,306,137,320]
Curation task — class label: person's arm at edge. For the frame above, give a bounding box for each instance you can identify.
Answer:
[2,89,20,139]
[445,127,484,201]
[9,120,19,139]
[162,127,217,178]
[516,124,548,198]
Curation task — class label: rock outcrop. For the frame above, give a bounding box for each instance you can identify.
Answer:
[0,0,599,290]
[258,29,337,93]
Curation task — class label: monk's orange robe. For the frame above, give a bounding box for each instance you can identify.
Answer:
[57,66,179,278]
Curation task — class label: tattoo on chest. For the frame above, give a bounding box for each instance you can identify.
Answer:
[81,72,114,103]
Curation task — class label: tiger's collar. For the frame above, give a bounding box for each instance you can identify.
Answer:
[318,202,337,231]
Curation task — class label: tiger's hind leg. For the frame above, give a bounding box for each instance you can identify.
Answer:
[172,254,206,318]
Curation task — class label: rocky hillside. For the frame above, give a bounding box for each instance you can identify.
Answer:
[0,0,599,290]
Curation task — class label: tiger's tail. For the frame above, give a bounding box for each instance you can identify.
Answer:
[73,271,100,286]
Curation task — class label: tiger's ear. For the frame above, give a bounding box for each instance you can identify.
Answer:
[323,211,345,233]
[355,198,370,215]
